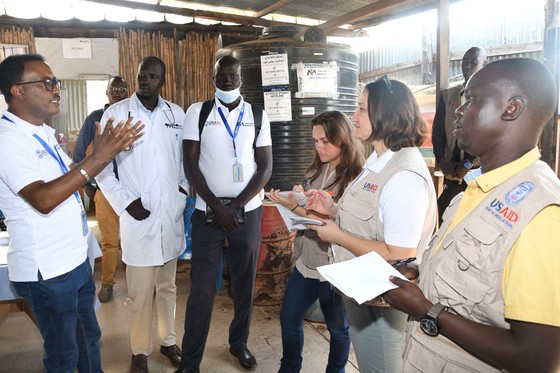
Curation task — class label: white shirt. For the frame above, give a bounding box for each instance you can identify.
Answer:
[182,96,272,212]
[96,94,189,266]
[0,112,87,281]
[359,149,430,248]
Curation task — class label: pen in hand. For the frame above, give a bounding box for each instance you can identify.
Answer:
[392,257,416,268]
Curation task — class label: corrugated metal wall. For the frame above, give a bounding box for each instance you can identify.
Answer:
[50,80,88,143]
[359,2,545,85]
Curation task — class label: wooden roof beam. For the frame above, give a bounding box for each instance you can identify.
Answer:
[317,0,414,32]
[256,0,294,18]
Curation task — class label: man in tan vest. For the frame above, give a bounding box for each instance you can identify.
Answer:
[385,58,560,372]
[432,46,487,223]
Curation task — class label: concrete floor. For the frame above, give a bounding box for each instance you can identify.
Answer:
[0,217,359,373]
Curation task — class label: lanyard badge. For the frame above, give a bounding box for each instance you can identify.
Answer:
[32,132,88,236]
[218,105,245,183]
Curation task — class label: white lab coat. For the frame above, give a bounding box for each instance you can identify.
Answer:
[96,93,188,266]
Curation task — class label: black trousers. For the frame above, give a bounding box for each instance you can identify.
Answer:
[180,206,263,369]
[437,179,467,224]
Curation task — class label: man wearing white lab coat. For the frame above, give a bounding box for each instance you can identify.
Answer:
[96,56,188,373]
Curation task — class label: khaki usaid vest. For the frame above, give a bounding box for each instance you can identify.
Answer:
[404,160,560,372]
[333,147,437,264]
[294,166,338,270]
[441,85,463,162]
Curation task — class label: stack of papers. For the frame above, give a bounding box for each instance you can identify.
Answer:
[274,204,325,231]
[317,251,409,304]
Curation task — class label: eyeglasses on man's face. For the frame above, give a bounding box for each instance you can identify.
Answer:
[15,78,61,92]
[109,87,127,94]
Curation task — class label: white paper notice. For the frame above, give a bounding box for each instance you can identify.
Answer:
[264,91,292,122]
[62,38,92,59]
[294,61,339,98]
[261,54,289,86]
[317,251,409,304]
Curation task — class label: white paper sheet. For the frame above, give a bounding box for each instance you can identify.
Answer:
[274,203,308,231]
[289,217,325,226]
[264,191,306,206]
[317,251,409,304]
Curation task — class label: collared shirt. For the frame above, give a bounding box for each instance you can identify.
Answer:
[182,96,272,212]
[96,93,189,266]
[437,147,560,327]
[0,111,87,281]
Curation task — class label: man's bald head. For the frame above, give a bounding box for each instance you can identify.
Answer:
[480,58,557,129]
[456,58,557,168]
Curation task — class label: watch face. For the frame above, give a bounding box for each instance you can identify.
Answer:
[420,318,439,336]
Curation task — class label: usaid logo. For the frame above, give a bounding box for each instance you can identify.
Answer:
[505,181,534,206]
[362,182,378,193]
[488,199,519,224]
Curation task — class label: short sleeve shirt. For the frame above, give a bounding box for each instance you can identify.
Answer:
[0,112,87,281]
[182,97,272,212]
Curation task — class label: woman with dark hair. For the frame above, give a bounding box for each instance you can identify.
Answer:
[268,110,364,373]
[306,77,438,373]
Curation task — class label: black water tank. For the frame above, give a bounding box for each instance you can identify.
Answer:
[217,26,359,191]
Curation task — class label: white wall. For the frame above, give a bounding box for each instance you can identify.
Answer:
[35,38,119,80]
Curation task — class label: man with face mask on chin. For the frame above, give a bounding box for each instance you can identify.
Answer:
[177,56,273,373]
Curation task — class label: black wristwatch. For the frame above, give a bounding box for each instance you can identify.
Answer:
[420,303,446,336]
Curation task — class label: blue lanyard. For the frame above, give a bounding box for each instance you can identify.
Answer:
[218,104,245,158]
[2,115,83,207]
[32,133,84,207]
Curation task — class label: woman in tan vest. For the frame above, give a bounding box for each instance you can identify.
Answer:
[268,110,364,373]
[306,77,437,373]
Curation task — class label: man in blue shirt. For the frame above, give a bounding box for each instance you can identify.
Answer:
[73,76,128,303]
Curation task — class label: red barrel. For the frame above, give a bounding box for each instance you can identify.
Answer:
[253,201,296,306]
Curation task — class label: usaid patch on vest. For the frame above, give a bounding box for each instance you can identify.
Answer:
[505,181,534,206]
[362,181,378,193]
[486,199,518,228]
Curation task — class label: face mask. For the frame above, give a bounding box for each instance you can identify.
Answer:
[215,87,241,104]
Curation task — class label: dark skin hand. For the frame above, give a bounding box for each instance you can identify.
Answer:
[183,140,272,232]
[19,117,144,214]
[389,262,419,283]
[438,160,470,181]
[83,184,97,200]
[384,276,560,373]
[125,198,150,221]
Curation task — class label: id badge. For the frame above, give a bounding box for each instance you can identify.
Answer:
[81,209,88,236]
[233,162,244,182]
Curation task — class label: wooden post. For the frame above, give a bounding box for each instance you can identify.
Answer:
[435,0,450,99]
[543,0,560,174]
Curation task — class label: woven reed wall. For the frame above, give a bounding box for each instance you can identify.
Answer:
[181,32,219,107]
[0,27,36,54]
[117,28,219,110]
